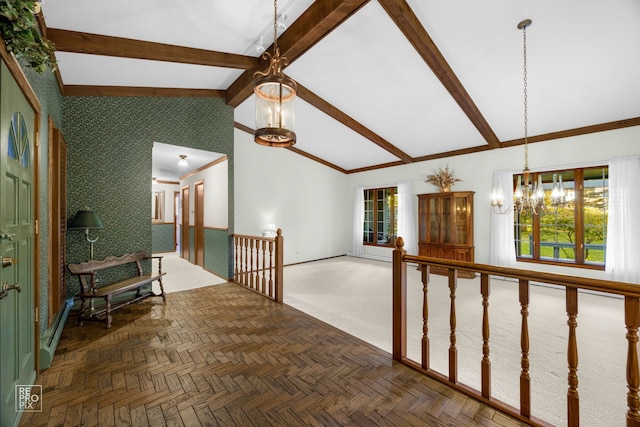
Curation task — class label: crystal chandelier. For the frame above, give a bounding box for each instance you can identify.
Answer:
[491,19,566,216]
[253,0,297,147]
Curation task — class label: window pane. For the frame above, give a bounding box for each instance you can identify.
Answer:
[8,114,19,160]
[583,167,608,265]
[540,170,576,262]
[512,166,607,269]
[378,188,395,245]
[376,190,385,243]
[386,188,397,244]
[363,190,374,243]
[515,210,533,258]
[362,187,398,246]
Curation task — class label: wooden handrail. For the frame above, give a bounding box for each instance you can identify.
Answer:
[402,254,640,298]
[232,229,283,302]
[393,237,640,427]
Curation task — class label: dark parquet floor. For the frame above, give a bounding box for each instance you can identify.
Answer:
[20,283,527,427]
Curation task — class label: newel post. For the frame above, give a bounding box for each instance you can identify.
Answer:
[625,296,640,426]
[274,229,284,303]
[393,237,407,361]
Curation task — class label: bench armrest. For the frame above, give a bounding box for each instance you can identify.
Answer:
[144,255,164,276]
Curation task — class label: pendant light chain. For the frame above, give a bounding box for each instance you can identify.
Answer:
[522,21,529,171]
[273,0,278,52]
[492,18,548,216]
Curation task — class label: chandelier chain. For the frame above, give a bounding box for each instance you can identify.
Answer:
[522,22,529,171]
[273,0,278,52]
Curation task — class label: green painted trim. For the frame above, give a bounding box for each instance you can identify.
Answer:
[39,298,73,369]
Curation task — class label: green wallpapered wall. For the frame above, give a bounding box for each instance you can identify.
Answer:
[152,223,175,253]
[22,65,63,334]
[62,96,234,296]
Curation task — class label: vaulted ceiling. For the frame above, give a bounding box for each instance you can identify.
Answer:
[40,0,640,175]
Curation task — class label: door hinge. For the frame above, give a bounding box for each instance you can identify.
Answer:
[35,306,39,322]
[35,220,39,235]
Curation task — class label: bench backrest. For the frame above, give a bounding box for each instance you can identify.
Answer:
[68,251,146,276]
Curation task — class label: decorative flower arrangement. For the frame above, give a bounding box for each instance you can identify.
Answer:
[426,164,461,192]
[0,0,57,73]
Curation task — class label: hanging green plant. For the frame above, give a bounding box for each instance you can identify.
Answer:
[0,0,56,73]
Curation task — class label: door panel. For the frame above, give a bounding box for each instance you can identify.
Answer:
[173,191,179,252]
[181,186,189,260]
[0,61,36,427]
[194,181,204,267]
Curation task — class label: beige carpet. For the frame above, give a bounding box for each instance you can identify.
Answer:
[283,256,628,427]
[151,252,227,294]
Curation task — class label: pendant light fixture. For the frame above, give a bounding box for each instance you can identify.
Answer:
[253,0,297,147]
[512,19,545,215]
[492,19,565,216]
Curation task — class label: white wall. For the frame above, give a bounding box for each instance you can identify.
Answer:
[234,129,351,264]
[181,158,228,228]
[347,125,640,280]
[234,125,640,278]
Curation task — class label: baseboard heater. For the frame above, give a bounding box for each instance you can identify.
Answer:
[39,298,73,370]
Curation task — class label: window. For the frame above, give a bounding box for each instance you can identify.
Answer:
[515,166,608,269]
[363,187,397,246]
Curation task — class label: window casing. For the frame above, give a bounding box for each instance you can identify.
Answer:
[363,187,397,246]
[514,166,608,269]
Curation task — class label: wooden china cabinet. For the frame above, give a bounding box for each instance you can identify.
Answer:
[417,191,475,278]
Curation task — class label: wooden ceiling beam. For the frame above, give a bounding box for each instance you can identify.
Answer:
[297,82,413,163]
[501,117,640,148]
[47,28,259,69]
[226,0,371,108]
[378,0,501,150]
[64,85,225,98]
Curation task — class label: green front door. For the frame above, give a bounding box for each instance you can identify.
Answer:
[0,61,36,427]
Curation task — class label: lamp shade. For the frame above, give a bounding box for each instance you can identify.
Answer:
[68,209,104,229]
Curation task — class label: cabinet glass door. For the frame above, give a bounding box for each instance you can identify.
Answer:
[428,198,439,243]
[442,197,451,244]
[418,197,428,242]
[455,195,468,245]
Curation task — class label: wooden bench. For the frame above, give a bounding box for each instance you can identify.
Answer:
[68,251,166,328]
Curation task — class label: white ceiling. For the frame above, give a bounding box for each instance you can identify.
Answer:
[40,0,640,174]
[152,142,224,182]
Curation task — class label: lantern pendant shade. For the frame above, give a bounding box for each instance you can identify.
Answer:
[254,71,296,147]
[253,0,297,147]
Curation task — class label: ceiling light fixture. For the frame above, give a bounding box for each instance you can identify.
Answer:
[491,19,565,216]
[178,154,188,168]
[253,0,296,147]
